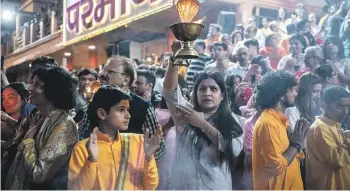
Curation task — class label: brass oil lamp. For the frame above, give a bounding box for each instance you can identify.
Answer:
[170,0,204,66]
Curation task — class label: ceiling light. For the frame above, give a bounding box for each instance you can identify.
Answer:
[2,10,14,21]
[64,52,71,56]
[88,45,96,50]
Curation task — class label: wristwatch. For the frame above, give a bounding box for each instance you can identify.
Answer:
[290,142,302,152]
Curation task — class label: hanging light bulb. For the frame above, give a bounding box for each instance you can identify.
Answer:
[176,0,200,22]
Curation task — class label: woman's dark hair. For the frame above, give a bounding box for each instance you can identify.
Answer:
[30,56,58,73]
[251,55,270,75]
[289,33,308,53]
[314,64,334,82]
[225,74,242,89]
[87,85,131,127]
[256,71,297,109]
[322,36,345,60]
[295,72,323,123]
[3,82,30,102]
[31,66,76,110]
[183,72,243,176]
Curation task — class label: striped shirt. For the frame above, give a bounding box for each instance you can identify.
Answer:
[203,61,238,80]
[185,54,212,89]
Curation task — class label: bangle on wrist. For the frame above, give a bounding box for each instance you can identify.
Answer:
[290,142,302,152]
[202,122,215,135]
[201,121,209,133]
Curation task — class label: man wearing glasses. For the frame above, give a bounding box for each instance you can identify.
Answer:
[203,42,237,79]
[296,46,324,79]
[78,55,165,159]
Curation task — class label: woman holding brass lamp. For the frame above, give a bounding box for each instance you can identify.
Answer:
[162,41,243,189]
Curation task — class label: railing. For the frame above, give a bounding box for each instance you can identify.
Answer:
[7,2,63,55]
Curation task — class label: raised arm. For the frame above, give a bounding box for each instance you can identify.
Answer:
[163,61,179,91]
[68,141,98,190]
[142,105,166,159]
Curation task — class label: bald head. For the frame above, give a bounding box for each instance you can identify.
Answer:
[237,46,249,65]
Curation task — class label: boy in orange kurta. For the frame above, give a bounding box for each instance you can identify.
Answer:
[306,87,350,190]
[68,86,162,190]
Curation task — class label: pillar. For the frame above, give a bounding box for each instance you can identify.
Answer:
[30,21,37,43]
[235,3,254,25]
[51,10,57,34]
[15,13,20,37]
[23,23,30,46]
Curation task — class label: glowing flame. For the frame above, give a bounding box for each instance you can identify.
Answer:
[86,86,92,94]
[193,16,205,24]
[176,0,200,22]
[83,81,101,102]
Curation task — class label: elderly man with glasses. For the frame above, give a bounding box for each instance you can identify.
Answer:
[296,46,324,79]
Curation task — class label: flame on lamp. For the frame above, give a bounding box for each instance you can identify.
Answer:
[193,16,205,24]
[83,81,101,102]
[176,0,200,22]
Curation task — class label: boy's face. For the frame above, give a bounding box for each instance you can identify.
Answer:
[102,99,131,131]
[212,45,227,60]
[247,45,258,60]
[325,99,350,123]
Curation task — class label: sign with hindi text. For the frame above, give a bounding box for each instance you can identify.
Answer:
[63,0,174,46]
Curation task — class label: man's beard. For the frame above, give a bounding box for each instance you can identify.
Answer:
[312,96,322,114]
[282,95,295,108]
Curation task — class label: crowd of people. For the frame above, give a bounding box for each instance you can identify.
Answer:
[1,1,350,190]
